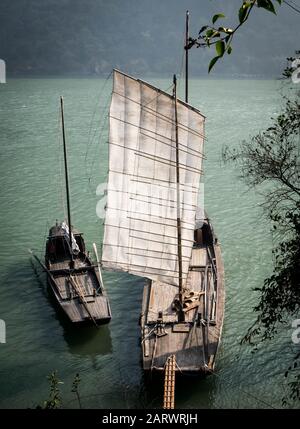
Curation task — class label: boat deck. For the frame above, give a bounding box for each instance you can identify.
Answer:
[59,293,110,324]
[53,271,98,300]
[50,257,89,271]
[141,243,224,372]
[47,255,111,324]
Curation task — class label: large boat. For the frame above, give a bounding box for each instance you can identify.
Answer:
[101,65,224,372]
[44,97,111,326]
[141,215,224,373]
[100,12,224,388]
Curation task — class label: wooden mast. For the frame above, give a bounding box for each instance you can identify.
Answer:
[173,75,184,322]
[174,9,189,318]
[60,96,74,267]
[185,10,189,103]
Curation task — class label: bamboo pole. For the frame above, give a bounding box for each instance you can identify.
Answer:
[185,10,189,103]
[173,75,184,322]
[69,275,98,327]
[60,96,74,268]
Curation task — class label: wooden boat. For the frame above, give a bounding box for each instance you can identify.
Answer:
[44,97,111,326]
[141,216,224,372]
[101,14,224,375]
[101,68,224,374]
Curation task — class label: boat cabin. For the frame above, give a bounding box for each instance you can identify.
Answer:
[194,220,215,247]
[46,225,85,262]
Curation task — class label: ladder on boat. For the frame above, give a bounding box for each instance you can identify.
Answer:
[163,355,176,409]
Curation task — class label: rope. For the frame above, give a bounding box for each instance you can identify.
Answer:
[69,275,98,327]
[141,324,158,343]
[150,334,158,371]
[283,0,300,14]
[40,220,50,261]
[111,92,205,138]
[206,366,277,409]
[84,71,113,196]
[166,348,278,409]
[38,104,64,259]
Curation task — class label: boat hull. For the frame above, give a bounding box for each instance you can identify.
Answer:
[45,225,111,325]
[47,275,111,325]
[140,219,225,374]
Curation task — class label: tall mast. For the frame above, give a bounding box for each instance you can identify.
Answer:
[185,10,189,103]
[60,96,73,266]
[173,75,184,322]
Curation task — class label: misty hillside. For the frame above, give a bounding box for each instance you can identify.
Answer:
[0,0,299,77]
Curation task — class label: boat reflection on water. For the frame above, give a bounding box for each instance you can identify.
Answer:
[62,322,113,358]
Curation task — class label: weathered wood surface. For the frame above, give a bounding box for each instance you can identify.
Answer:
[47,254,111,324]
[141,239,225,373]
[163,355,176,409]
[58,292,110,324]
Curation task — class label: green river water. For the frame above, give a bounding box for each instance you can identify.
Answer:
[0,77,294,408]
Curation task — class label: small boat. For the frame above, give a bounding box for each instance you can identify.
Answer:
[44,97,111,326]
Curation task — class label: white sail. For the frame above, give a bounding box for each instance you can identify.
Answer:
[101,69,205,286]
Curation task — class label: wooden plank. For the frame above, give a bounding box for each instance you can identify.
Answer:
[141,229,225,373]
[143,327,150,357]
[147,282,178,323]
[172,323,190,333]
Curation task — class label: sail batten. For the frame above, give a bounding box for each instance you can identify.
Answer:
[111,69,205,115]
[101,69,205,286]
[110,123,205,156]
[111,170,200,192]
[104,225,195,244]
[110,103,206,139]
[102,242,191,256]
[104,188,198,208]
[109,140,203,172]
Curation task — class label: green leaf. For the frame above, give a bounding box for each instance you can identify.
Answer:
[212,13,225,24]
[238,3,249,23]
[257,0,276,14]
[275,0,282,4]
[227,45,232,55]
[199,25,208,34]
[208,56,220,73]
[216,40,225,57]
[206,29,214,38]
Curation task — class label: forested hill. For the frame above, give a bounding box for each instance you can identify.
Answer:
[0,0,299,77]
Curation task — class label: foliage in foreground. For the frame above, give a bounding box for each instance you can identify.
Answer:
[36,371,81,409]
[188,0,283,72]
[223,67,300,403]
